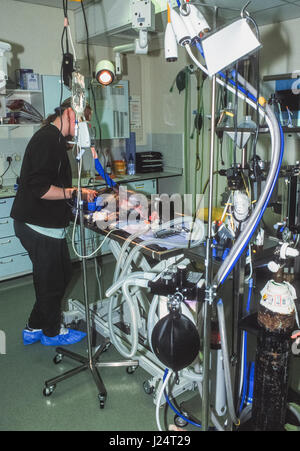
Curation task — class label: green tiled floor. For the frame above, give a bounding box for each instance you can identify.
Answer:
[0,256,299,431]
[0,257,194,432]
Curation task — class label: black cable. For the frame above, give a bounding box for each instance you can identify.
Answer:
[247,15,261,173]
[80,0,103,153]
[0,160,11,178]
[80,0,107,189]
[58,0,70,143]
[233,63,238,168]
[224,70,229,109]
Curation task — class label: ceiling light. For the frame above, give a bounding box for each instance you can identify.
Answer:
[95,60,115,86]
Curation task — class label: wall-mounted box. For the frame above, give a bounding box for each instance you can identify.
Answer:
[89,80,130,140]
[41,75,71,118]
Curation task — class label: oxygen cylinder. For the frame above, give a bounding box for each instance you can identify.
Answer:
[251,280,297,431]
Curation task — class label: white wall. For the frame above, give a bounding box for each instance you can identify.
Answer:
[0,0,113,78]
[257,18,300,167]
[2,1,300,203]
[260,17,300,77]
[143,15,300,203]
[0,0,145,184]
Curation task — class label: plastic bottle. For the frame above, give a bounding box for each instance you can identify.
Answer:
[106,160,112,175]
[127,154,136,175]
[220,102,234,127]
[238,115,257,129]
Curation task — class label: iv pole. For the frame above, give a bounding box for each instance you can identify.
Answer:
[201,6,219,432]
[43,74,138,408]
[202,73,217,431]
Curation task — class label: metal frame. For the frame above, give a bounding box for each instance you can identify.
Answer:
[43,187,138,409]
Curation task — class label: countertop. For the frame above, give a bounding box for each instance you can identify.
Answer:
[0,186,17,199]
[76,169,183,187]
[0,170,183,199]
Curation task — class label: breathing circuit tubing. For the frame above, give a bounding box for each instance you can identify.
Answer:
[106,217,205,359]
[184,42,284,289]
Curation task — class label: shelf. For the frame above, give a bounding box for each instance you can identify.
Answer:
[0,123,41,131]
[217,126,300,134]
[263,73,300,82]
[6,89,42,94]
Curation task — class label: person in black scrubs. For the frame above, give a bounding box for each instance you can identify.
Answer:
[11,98,96,346]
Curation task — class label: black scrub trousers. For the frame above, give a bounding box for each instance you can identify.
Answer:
[10,124,73,337]
[14,221,72,337]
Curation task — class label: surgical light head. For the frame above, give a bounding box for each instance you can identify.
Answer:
[180,4,211,40]
[95,60,116,86]
[164,22,178,62]
[169,7,191,46]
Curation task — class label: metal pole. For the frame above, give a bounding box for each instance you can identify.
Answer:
[78,188,94,368]
[202,74,217,431]
[207,76,217,241]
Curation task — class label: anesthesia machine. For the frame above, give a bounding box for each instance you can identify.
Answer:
[41,0,300,432]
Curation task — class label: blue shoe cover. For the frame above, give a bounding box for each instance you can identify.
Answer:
[23,328,43,345]
[40,329,86,346]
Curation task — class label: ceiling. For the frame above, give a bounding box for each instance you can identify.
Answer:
[13,0,87,10]
[12,0,300,26]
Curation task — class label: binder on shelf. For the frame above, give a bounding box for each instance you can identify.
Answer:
[136,151,163,173]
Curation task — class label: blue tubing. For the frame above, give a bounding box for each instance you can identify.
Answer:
[94,158,117,188]
[194,36,285,285]
[163,369,202,428]
[239,278,253,413]
[219,122,284,285]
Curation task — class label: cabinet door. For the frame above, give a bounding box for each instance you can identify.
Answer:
[0,236,27,258]
[0,253,32,280]
[0,217,15,238]
[89,81,130,139]
[0,198,14,218]
[42,75,72,118]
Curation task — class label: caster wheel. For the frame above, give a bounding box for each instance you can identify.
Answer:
[126,365,138,375]
[53,354,63,364]
[174,414,188,428]
[143,380,154,395]
[43,385,56,397]
[103,341,111,352]
[98,394,106,409]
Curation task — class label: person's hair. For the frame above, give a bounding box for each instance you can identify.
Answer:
[42,97,72,127]
[42,97,91,127]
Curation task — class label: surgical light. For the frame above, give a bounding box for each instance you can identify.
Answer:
[164,3,178,62]
[180,4,211,40]
[169,6,191,46]
[95,60,115,86]
[165,22,178,62]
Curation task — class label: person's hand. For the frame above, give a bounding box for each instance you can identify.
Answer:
[67,107,76,137]
[66,187,97,203]
[80,188,98,203]
[91,146,97,159]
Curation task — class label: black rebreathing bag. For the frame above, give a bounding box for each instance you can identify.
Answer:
[151,311,200,372]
